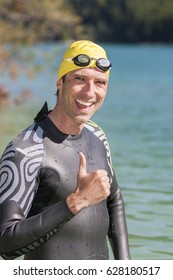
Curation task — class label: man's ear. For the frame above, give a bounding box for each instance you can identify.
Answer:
[57,79,62,89]
[56,79,63,96]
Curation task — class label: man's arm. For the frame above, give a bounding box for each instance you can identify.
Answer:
[0,149,109,260]
[107,173,131,260]
[0,141,74,260]
[0,199,73,259]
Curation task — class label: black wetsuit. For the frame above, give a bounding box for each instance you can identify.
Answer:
[0,104,130,260]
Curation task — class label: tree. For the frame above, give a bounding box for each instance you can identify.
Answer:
[0,0,82,44]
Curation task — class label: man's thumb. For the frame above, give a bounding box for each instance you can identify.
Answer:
[78,152,87,177]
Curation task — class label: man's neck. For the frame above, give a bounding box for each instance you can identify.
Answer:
[48,109,84,135]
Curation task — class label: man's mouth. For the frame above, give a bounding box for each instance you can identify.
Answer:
[76,99,94,109]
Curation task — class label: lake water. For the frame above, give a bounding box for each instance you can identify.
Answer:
[0,43,173,260]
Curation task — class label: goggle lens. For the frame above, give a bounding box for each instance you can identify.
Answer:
[96,58,111,71]
[70,54,112,71]
[73,54,91,67]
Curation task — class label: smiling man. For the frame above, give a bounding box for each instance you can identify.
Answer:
[0,40,131,260]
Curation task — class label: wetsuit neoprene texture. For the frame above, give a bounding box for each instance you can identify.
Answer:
[0,103,130,260]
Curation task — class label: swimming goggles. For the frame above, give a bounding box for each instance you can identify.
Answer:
[64,54,112,72]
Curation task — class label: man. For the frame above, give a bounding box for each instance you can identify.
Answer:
[0,40,130,260]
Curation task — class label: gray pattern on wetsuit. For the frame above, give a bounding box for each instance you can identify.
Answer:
[0,124,44,216]
[85,120,113,179]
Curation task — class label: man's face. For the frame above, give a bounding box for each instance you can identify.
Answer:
[57,67,108,126]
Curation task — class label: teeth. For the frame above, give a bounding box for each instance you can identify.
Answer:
[76,99,92,107]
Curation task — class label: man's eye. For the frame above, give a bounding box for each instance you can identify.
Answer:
[96,80,106,85]
[74,76,84,81]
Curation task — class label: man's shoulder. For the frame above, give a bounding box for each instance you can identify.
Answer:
[10,122,44,152]
[0,122,45,164]
[85,120,108,141]
[85,120,113,176]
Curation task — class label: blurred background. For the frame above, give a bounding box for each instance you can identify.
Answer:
[0,0,173,260]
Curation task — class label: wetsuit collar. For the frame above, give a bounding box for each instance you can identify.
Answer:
[39,116,83,144]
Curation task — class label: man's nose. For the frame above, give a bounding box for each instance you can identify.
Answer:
[83,81,95,97]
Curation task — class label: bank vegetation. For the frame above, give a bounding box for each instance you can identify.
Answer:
[0,0,173,44]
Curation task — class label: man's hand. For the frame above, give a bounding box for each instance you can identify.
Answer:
[66,152,110,214]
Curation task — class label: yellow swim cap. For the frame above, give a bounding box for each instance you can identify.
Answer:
[58,40,111,80]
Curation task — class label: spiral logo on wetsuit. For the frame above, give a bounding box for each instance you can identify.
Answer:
[0,147,19,200]
[0,125,44,216]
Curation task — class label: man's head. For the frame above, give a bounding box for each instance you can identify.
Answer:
[52,40,111,135]
[58,40,111,81]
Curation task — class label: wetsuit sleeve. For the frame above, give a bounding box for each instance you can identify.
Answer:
[107,172,131,260]
[0,199,73,260]
[0,142,74,260]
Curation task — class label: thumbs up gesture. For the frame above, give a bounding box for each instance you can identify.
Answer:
[66,153,110,214]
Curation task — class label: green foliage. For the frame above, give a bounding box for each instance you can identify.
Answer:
[126,0,173,41]
[0,0,82,44]
[0,0,173,43]
[67,0,173,43]
[128,0,173,22]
